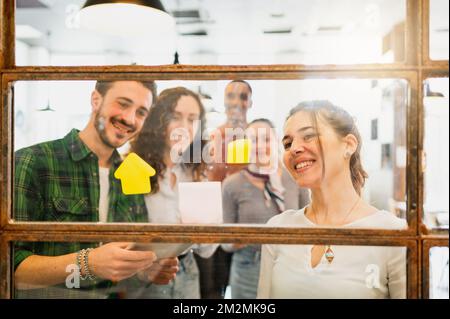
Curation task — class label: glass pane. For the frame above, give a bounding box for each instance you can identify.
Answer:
[12,241,407,299]
[429,247,449,299]
[423,78,449,230]
[13,79,407,229]
[15,0,406,66]
[429,0,450,61]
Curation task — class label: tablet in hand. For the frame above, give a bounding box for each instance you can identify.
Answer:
[129,243,192,259]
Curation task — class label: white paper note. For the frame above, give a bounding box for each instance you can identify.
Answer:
[178,182,223,224]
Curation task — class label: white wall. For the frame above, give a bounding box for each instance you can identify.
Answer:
[424,78,449,217]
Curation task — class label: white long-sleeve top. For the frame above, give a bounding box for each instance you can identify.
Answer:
[257,208,407,299]
[144,164,217,258]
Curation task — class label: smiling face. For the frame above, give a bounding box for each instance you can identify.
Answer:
[224,82,252,127]
[166,95,201,155]
[92,81,153,149]
[247,121,275,167]
[282,111,350,189]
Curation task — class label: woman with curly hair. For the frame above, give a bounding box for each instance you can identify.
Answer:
[125,87,216,298]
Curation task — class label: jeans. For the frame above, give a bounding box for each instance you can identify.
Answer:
[118,251,200,299]
[229,245,261,299]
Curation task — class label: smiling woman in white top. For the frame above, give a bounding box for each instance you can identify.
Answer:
[257,100,407,299]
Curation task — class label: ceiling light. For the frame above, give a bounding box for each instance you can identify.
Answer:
[79,0,175,37]
[263,28,292,34]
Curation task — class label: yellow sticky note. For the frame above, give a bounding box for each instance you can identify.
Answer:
[226,139,252,164]
[114,153,156,195]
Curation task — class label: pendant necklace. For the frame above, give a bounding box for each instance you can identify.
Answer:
[310,197,361,264]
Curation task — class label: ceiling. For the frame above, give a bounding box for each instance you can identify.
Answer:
[14,0,445,61]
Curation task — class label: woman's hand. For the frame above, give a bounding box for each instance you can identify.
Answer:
[88,242,157,282]
[137,257,179,285]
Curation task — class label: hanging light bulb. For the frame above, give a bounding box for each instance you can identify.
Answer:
[79,0,175,37]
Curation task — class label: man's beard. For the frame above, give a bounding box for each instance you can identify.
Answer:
[94,112,117,149]
[229,117,246,128]
[94,108,136,149]
[226,106,247,128]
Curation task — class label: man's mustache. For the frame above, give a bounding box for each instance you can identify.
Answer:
[112,117,137,132]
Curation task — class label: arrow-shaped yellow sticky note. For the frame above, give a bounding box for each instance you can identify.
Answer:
[114,152,156,195]
[226,138,252,164]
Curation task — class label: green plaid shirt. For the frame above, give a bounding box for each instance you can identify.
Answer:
[14,129,148,298]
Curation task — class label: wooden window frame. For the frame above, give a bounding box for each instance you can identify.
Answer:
[422,238,449,299]
[422,0,450,67]
[0,0,448,299]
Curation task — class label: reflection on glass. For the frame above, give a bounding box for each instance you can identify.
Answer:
[13,79,408,228]
[13,241,407,299]
[13,240,209,299]
[430,0,450,61]
[423,78,449,230]
[15,0,406,66]
[258,244,407,299]
[430,247,449,299]
[13,81,157,226]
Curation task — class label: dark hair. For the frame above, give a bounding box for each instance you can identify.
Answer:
[130,87,207,194]
[228,80,252,94]
[95,80,157,101]
[286,100,368,195]
[248,118,275,128]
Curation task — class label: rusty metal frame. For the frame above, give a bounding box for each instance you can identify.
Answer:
[422,0,450,67]
[0,0,448,299]
[0,69,421,237]
[421,238,449,299]
[419,0,450,238]
[0,232,11,299]
[0,76,11,231]
[0,0,14,69]
[0,232,421,299]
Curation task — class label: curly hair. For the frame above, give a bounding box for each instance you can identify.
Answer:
[130,87,207,194]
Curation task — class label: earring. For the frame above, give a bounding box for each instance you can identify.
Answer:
[344,151,351,159]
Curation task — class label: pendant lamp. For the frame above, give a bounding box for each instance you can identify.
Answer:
[79,0,175,37]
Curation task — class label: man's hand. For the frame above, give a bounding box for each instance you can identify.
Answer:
[138,257,179,285]
[89,242,156,282]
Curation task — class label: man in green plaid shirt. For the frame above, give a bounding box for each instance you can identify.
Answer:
[14,81,179,298]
